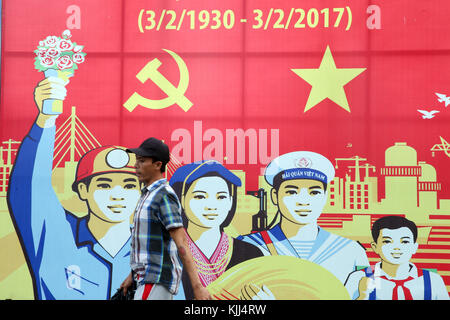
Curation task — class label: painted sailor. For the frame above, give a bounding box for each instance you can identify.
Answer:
[238,151,369,284]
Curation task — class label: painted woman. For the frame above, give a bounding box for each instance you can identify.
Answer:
[169,160,264,299]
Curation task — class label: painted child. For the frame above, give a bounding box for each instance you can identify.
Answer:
[345,215,449,300]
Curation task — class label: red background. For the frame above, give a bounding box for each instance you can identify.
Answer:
[1,0,449,195]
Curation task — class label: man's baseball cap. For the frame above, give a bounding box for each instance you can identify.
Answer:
[72,146,136,191]
[126,137,170,163]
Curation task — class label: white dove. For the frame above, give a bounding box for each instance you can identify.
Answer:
[418,109,440,119]
[435,93,450,107]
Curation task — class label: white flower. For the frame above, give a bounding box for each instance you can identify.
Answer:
[36,47,47,57]
[57,39,74,52]
[46,47,61,58]
[73,45,84,53]
[72,53,85,64]
[62,29,72,39]
[44,36,59,47]
[56,55,74,70]
[40,56,55,68]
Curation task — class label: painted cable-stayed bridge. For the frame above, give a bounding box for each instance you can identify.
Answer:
[52,106,182,177]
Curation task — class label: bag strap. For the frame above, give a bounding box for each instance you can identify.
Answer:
[422,269,432,300]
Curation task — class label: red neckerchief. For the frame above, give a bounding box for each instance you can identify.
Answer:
[380,276,414,300]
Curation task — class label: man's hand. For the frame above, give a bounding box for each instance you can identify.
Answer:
[192,283,213,300]
[119,272,133,296]
[34,76,68,128]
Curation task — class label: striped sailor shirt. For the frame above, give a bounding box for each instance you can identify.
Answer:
[130,178,183,295]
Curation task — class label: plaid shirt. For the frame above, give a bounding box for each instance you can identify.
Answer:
[130,178,183,294]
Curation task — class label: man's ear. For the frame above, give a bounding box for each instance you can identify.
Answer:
[77,182,89,201]
[271,188,278,206]
[154,160,163,170]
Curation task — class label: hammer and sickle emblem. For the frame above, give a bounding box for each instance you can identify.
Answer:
[123,49,193,112]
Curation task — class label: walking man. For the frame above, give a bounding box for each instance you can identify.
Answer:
[120,137,211,300]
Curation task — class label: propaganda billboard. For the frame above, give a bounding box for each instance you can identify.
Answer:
[0,0,449,300]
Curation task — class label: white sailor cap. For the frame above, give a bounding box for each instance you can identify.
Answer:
[264,151,335,187]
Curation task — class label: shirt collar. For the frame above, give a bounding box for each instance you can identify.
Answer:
[142,178,167,194]
[75,216,97,248]
[374,262,418,279]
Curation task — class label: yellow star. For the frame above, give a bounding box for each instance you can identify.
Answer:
[291,46,366,113]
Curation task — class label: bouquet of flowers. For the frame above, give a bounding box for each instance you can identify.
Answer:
[34,29,86,114]
[34,29,86,75]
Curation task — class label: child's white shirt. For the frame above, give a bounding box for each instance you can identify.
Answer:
[345,262,449,300]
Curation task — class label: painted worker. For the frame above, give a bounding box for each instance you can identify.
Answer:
[8,76,141,299]
[238,151,369,284]
[119,139,211,300]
